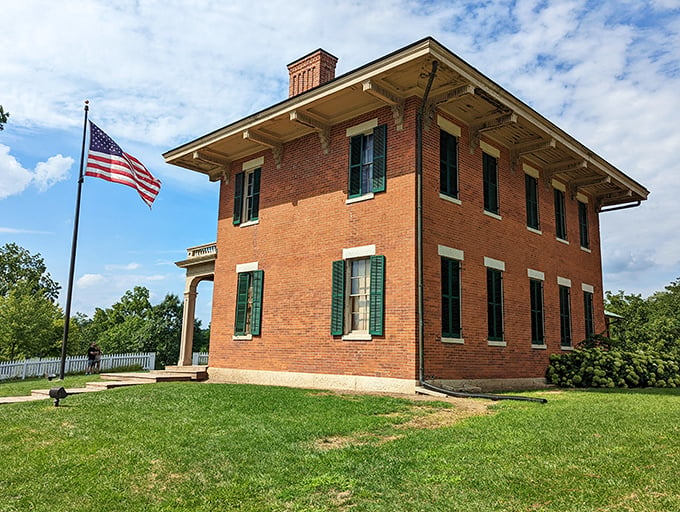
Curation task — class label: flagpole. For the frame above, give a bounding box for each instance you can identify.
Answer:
[59,100,89,380]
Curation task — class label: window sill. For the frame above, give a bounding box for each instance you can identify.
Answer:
[346,193,374,205]
[557,237,569,245]
[487,340,506,347]
[581,246,591,253]
[342,333,372,341]
[484,210,502,221]
[561,345,574,351]
[232,335,252,341]
[439,193,461,205]
[531,344,547,350]
[527,227,542,235]
[239,220,259,228]
[441,337,464,345]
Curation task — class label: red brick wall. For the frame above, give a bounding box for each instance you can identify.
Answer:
[421,112,605,381]
[209,101,420,379]
[208,101,605,383]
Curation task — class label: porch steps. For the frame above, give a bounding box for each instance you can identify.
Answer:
[160,365,209,381]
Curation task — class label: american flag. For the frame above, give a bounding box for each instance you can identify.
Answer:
[85,121,161,207]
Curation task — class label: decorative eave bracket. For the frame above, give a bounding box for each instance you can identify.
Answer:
[290,110,331,154]
[243,130,283,168]
[569,175,611,199]
[192,151,232,183]
[425,84,475,131]
[362,80,405,131]
[510,138,556,172]
[544,160,588,187]
[469,112,518,153]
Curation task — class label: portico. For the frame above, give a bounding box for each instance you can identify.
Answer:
[175,242,216,366]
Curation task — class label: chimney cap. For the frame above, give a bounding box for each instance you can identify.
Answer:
[287,48,338,69]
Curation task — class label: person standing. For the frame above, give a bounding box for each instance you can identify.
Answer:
[86,342,98,375]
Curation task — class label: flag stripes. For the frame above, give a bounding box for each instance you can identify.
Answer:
[85,122,161,207]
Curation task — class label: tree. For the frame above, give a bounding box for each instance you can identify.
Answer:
[0,243,60,301]
[0,281,62,360]
[86,287,185,369]
[605,277,680,358]
[0,105,8,131]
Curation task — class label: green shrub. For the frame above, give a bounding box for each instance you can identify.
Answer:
[547,347,680,388]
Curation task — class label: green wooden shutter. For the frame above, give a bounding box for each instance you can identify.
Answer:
[369,255,385,336]
[348,135,363,197]
[234,272,250,335]
[372,124,387,193]
[250,168,261,221]
[250,270,264,336]
[233,172,244,225]
[483,153,499,214]
[331,260,345,335]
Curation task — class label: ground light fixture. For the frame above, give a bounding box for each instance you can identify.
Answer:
[48,387,68,407]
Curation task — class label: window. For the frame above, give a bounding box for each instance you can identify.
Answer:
[579,201,590,249]
[233,167,261,225]
[530,278,544,345]
[349,124,386,198]
[554,188,567,240]
[487,268,503,341]
[584,290,594,339]
[559,285,572,347]
[525,174,540,230]
[441,257,462,339]
[483,153,499,214]
[331,255,385,337]
[234,270,264,336]
[440,129,459,199]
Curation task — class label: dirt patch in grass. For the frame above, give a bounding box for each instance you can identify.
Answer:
[312,397,491,451]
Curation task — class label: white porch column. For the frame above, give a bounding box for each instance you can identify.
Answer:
[178,283,198,366]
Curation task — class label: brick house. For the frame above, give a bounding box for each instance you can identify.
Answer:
[164,38,648,393]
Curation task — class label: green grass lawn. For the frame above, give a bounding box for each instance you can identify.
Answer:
[0,382,678,512]
[0,374,102,397]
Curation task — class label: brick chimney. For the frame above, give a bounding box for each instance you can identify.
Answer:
[287,49,338,97]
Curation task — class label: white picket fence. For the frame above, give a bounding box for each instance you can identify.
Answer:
[0,352,156,381]
[192,352,209,365]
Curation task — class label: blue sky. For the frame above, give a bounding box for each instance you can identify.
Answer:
[1,0,679,324]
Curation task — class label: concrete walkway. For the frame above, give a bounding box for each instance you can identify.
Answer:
[0,366,208,405]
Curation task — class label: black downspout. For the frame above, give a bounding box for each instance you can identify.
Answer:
[415,61,547,404]
[416,60,438,384]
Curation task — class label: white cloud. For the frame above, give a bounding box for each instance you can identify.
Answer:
[32,154,73,192]
[0,144,32,199]
[104,262,141,271]
[0,227,51,234]
[77,273,105,288]
[0,144,73,198]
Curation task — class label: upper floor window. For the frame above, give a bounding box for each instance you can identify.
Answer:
[525,174,540,230]
[440,129,459,199]
[348,123,386,199]
[233,163,261,226]
[554,188,567,241]
[578,201,590,249]
[483,152,499,215]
